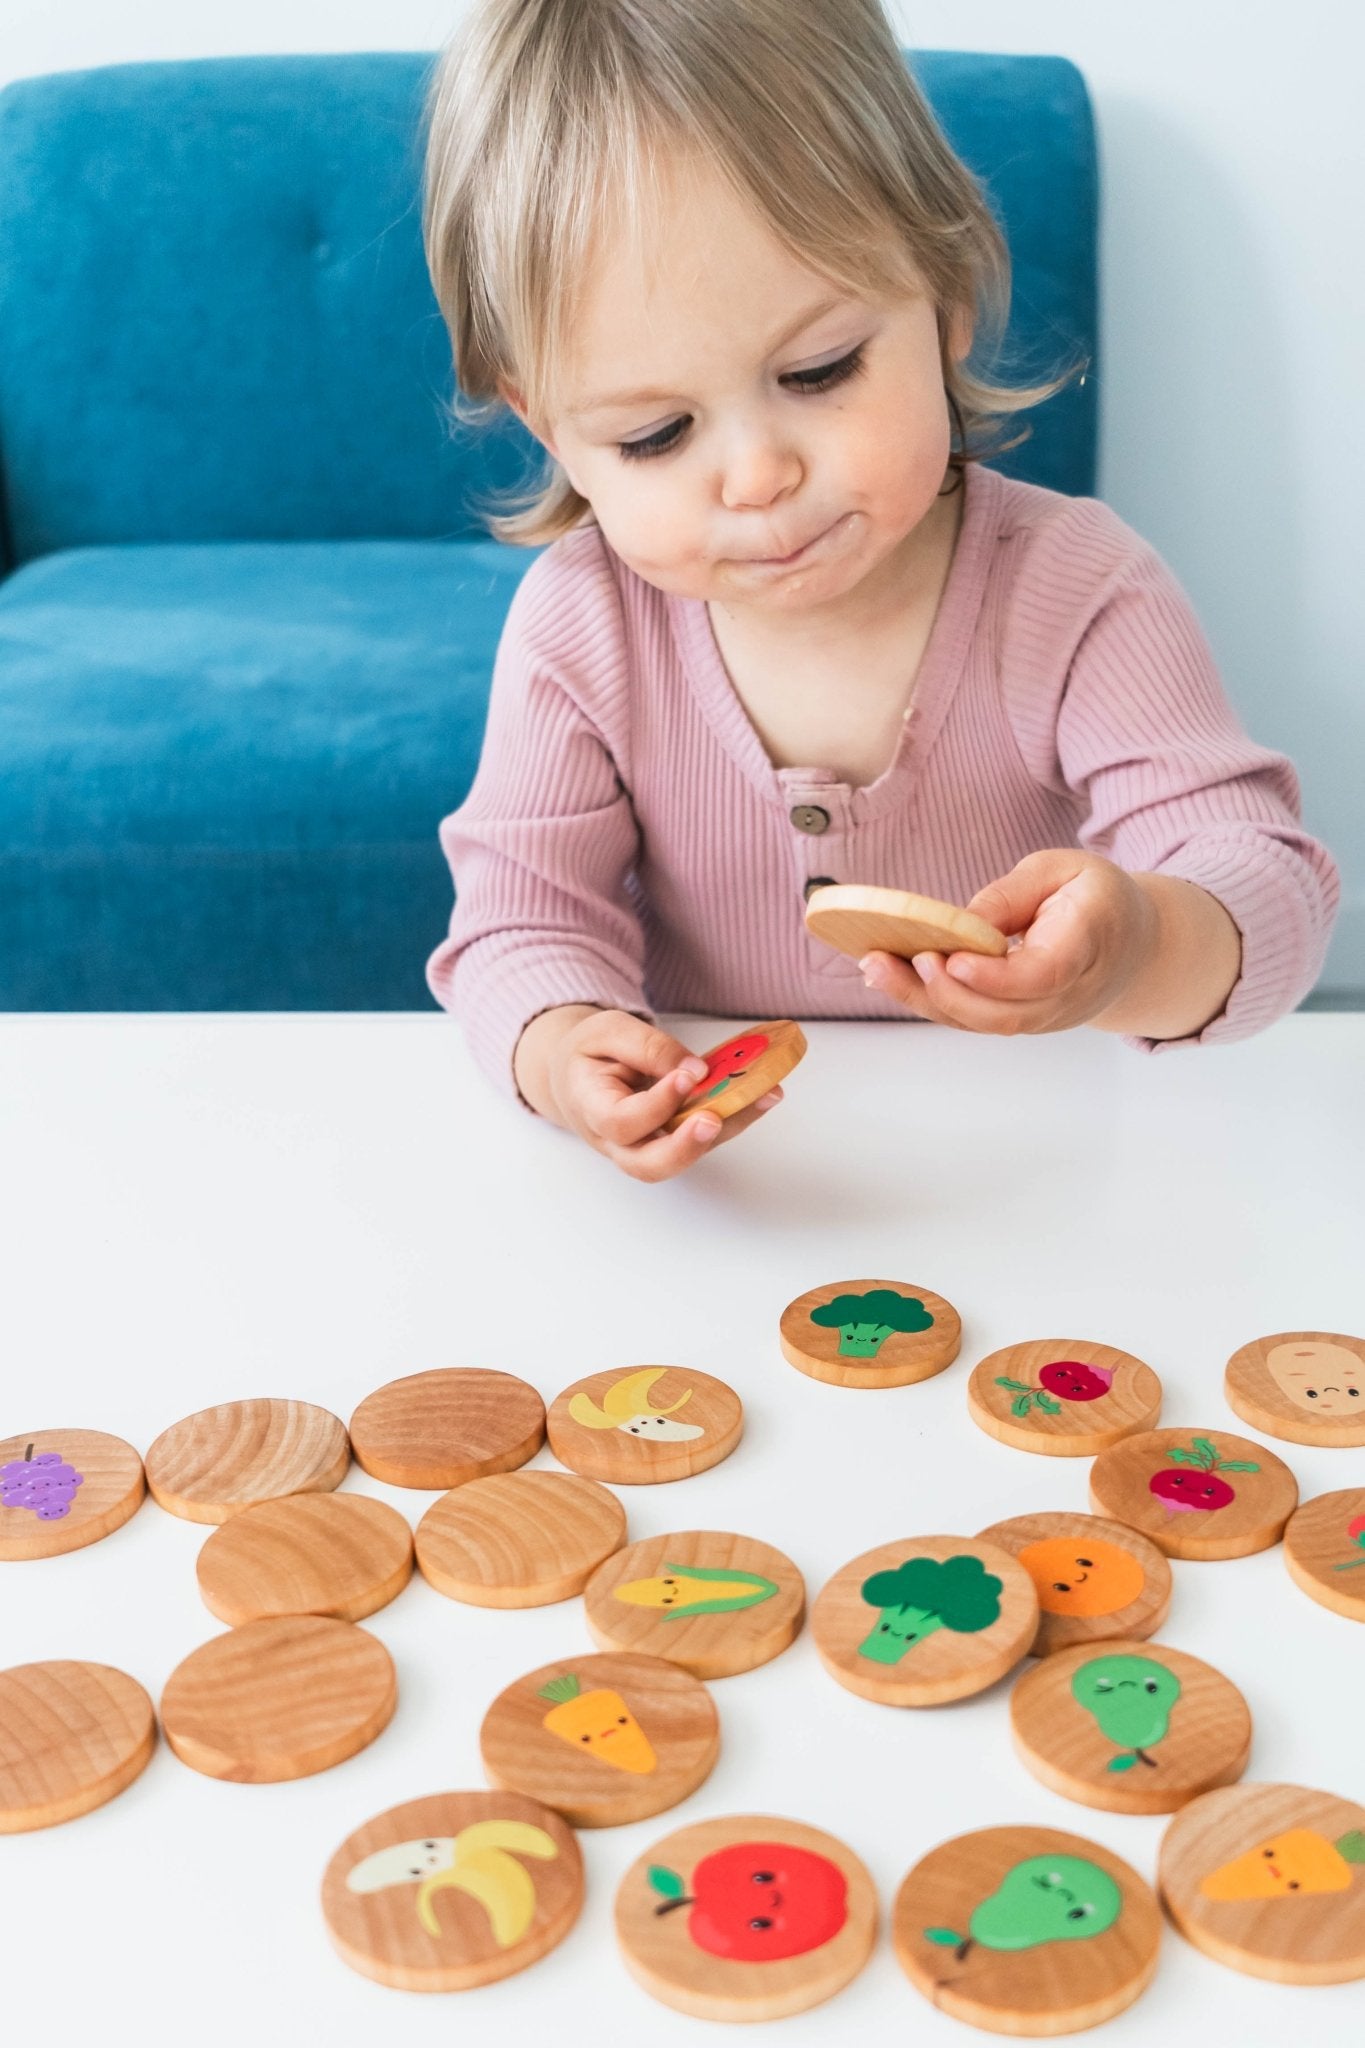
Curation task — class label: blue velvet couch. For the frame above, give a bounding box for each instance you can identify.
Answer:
[0,51,1097,1008]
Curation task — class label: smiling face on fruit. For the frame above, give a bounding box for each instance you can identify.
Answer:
[1266,1340,1363,1417]
[1150,1469,1234,1513]
[1016,1537,1145,1618]
[1038,1361,1113,1404]
[651,1841,848,1961]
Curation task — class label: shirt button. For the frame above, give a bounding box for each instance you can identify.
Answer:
[790,804,831,835]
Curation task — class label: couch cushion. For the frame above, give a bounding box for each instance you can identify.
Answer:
[0,539,535,1007]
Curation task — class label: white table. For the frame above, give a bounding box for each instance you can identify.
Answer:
[1,1011,1362,2045]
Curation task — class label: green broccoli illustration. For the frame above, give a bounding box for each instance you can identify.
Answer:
[858,1554,1003,1664]
[810,1288,933,1358]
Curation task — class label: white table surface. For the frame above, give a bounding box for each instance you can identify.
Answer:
[1,1010,1362,2046]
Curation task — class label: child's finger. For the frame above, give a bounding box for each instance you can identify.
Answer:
[591,1058,708,1147]
[963,850,1085,936]
[858,949,937,1017]
[907,948,1078,1033]
[595,1016,708,1085]
[607,1088,784,1183]
[704,1087,784,1148]
[938,931,1078,1001]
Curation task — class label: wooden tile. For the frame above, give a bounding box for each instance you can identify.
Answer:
[663,1021,806,1132]
[480,1651,719,1827]
[615,1812,877,2021]
[1089,1428,1298,1560]
[547,1365,741,1485]
[894,1824,1161,2033]
[1159,1783,1365,1984]
[805,883,1008,965]
[583,1530,805,1678]
[160,1615,395,1781]
[812,1536,1038,1706]
[967,1339,1162,1456]
[1283,1487,1365,1622]
[976,1511,1172,1657]
[348,1367,545,1489]
[1010,1639,1251,1814]
[1224,1330,1365,1447]
[780,1278,961,1389]
[144,1398,350,1524]
[322,1788,582,1990]
[0,1661,156,1831]
[0,1429,144,1560]
[415,1469,625,1608]
[195,1490,413,1625]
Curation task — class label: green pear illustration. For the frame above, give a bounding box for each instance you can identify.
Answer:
[925,1854,1122,1963]
[1071,1653,1181,1773]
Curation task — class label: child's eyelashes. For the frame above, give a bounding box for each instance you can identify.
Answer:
[614,342,868,462]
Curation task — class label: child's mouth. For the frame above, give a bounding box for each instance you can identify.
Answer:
[741,513,849,571]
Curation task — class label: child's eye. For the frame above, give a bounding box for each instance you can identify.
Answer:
[615,343,868,463]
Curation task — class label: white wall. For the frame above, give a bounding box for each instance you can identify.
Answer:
[4,1,1360,994]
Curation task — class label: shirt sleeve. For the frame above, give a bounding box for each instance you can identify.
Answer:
[1053,542,1341,1052]
[425,535,655,1108]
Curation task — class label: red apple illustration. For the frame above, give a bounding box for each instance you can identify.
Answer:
[1149,1437,1258,1514]
[1038,1360,1113,1403]
[684,1031,771,1107]
[648,1840,848,1961]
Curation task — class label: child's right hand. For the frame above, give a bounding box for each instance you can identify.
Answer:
[520,1006,783,1182]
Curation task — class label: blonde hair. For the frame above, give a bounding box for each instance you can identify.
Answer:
[423,0,1086,548]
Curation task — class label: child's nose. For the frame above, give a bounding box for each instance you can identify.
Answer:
[719,431,804,512]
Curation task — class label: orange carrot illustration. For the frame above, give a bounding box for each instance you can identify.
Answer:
[1201,1827,1365,1901]
[538,1672,657,1775]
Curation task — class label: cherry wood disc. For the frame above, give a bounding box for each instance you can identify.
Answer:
[144,1398,350,1524]
[1224,1330,1365,1447]
[663,1020,807,1132]
[195,1490,413,1625]
[0,1661,156,1831]
[1089,1426,1298,1560]
[348,1367,545,1489]
[967,1339,1162,1456]
[894,1824,1161,2034]
[546,1365,742,1485]
[616,1812,877,2021]
[1283,1487,1365,1621]
[0,1428,145,1560]
[1159,1782,1365,1984]
[812,1536,1038,1707]
[583,1530,805,1678]
[780,1278,961,1389]
[976,1511,1173,1657]
[160,1615,395,1781]
[1010,1639,1252,1815]
[322,1788,583,1991]
[480,1651,720,1827]
[805,883,1008,965]
[415,1469,625,1608]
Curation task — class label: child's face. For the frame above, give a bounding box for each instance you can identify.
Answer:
[504,153,968,626]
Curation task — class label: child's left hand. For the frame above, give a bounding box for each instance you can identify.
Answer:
[859,850,1159,1035]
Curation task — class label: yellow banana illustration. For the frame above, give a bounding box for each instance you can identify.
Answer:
[346,1819,559,1947]
[568,1367,703,1441]
[420,1846,535,1944]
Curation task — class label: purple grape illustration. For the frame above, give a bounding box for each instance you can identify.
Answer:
[0,1443,84,1521]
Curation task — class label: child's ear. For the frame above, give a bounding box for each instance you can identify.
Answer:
[947,304,974,365]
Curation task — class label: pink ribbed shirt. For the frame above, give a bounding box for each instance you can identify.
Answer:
[427,461,1340,1107]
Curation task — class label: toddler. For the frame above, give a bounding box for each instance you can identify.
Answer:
[421,0,1339,1181]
